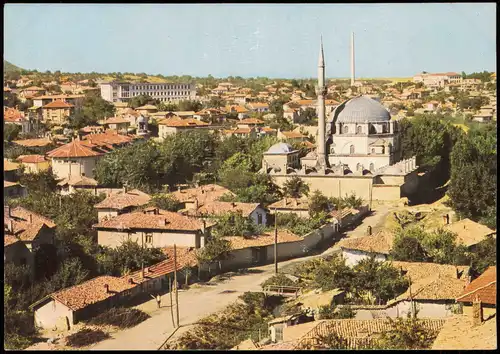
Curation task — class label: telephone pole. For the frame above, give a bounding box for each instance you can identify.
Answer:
[168,275,175,327]
[274,208,278,274]
[173,244,180,328]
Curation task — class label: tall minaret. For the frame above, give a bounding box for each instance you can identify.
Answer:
[350,32,355,86]
[316,36,328,169]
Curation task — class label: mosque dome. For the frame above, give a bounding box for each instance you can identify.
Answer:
[334,95,391,123]
[266,142,294,154]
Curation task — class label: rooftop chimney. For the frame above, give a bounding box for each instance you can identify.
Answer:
[178,186,181,193]
[283,197,287,207]
[472,296,483,326]
[29,214,33,224]
[4,205,11,218]
[104,284,110,293]
[123,184,128,194]
[443,214,450,225]
[367,225,372,236]
[154,208,159,215]
[128,278,134,284]
[231,202,236,208]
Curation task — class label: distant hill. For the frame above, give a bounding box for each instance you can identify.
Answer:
[4,60,23,73]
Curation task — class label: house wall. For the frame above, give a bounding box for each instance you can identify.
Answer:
[42,107,73,124]
[372,185,402,201]
[51,156,101,180]
[385,300,455,319]
[328,155,392,172]
[34,299,74,330]
[271,208,310,218]
[462,304,496,318]
[97,229,201,249]
[21,161,50,174]
[271,175,374,200]
[341,249,387,267]
[249,207,268,226]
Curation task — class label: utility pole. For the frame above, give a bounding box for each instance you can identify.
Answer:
[173,244,180,328]
[168,275,175,327]
[408,275,415,319]
[274,208,278,274]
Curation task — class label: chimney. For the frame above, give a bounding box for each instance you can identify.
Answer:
[29,214,33,224]
[445,214,450,225]
[472,296,483,326]
[283,197,287,207]
[366,225,372,236]
[128,278,134,285]
[104,284,110,293]
[154,208,159,215]
[4,205,11,218]
[9,219,14,233]
[123,184,128,194]
[231,202,236,208]
[178,186,181,193]
[195,198,199,211]
[202,219,206,235]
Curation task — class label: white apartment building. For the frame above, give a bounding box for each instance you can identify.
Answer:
[413,72,462,88]
[100,81,197,103]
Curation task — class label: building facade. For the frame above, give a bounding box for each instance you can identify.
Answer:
[100,82,196,103]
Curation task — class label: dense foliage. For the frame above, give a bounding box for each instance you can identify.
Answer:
[212,211,263,237]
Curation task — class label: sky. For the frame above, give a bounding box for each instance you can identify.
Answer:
[3,3,497,79]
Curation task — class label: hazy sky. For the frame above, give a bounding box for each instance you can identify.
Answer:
[4,3,496,78]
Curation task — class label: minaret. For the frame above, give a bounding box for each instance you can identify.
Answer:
[350,32,355,86]
[316,36,328,169]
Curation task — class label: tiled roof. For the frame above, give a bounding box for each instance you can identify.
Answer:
[249,102,269,108]
[94,189,151,210]
[4,206,56,242]
[4,108,26,122]
[47,139,107,158]
[5,234,20,247]
[16,155,47,164]
[443,218,495,247]
[261,127,276,132]
[57,175,99,187]
[4,181,19,188]
[43,100,74,109]
[93,209,206,232]
[51,275,136,311]
[239,118,265,124]
[268,197,309,210]
[339,230,395,255]
[225,105,249,113]
[24,86,45,91]
[158,117,209,127]
[124,247,197,285]
[431,315,497,350]
[280,131,307,138]
[186,201,261,218]
[12,138,53,147]
[456,266,496,305]
[223,230,301,250]
[390,276,467,303]
[136,104,158,110]
[388,261,470,282]
[4,158,21,172]
[296,100,315,106]
[169,184,234,204]
[81,130,136,147]
[325,99,340,105]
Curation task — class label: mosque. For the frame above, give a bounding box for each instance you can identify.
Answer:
[261,39,419,202]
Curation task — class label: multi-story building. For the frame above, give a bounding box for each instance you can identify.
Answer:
[413,72,462,88]
[99,81,196,103]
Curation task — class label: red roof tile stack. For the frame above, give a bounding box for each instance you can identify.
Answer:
[456,266,496,305]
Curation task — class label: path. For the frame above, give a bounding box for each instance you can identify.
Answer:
[31,205,393,351]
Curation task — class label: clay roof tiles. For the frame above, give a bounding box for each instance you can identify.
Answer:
[169,184,234,204]
[224,230,301,250]
[94,189,151,210]
[12,138,53,147]
[339,230,395,255]
[16,155,47,164]
[187,201,261,218]
[42,100,74,109]
[4,206,56,242]
[46,140,107,158]
[443,218,495,247]
[456,266,496,305]
[93,209,206,232]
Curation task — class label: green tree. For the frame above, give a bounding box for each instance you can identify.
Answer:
[390,227,428,262]
[283,176,309,198]
[308,190,330,217]
[206,96,225,109]
[4,124,21,142]
[212,211,262,237]
[448,125,496,221]
[19,168,59,196]
[178,100,203,112]
[376,317,440,349]
[146,194,181,212]
[128,94,154,109]
[195,235,232,275]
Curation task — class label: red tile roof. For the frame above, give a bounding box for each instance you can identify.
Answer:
[186,201,261,218]
[170,184,234,204]
[93,209,206,232]
[280,131,307,138]
[456,266,496,305]
[50,275,136,311]
[12,138,53,147]
[239,118,265,125]
[47,139,108,158]
[339,230,395,255]
[4,206,56,242]
[224,230,301,250]
[94,189,151,210]
[104,116,130,124]
[16,154,47,164]
[158,117,209,127]
[4,234,20,247]
[4,108,26,122]
[43,100,74,109]
[81,130,135,146]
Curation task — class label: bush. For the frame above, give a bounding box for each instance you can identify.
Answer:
[318,304,355,320]
[375,318,440,349]
[87,307,150,329]
[66,328,110,348]
[260,273,297,289]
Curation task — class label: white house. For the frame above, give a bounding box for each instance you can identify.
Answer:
[338,230,394,267]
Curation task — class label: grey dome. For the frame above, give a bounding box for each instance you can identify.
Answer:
[334,96,391,123]
[266,142,294,154]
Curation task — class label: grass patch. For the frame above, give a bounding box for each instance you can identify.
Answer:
[86,307,150,329]
[66,328,110,348]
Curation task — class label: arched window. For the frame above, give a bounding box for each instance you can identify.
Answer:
[343,126,349,134]
[371,148,375,154]
[382,146,385,154]
[356,125,362,134]
[350,145,355,154]
[369,163,375,171]
[356,163,361,171]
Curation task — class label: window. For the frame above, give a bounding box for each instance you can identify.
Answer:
[275,326,284,342]
[257,213,263,225]
[356,163,361,171]
[371,148,375,154]
[349,145,355,154]
[382,146,385,154]
[356,125,362,134]
[343,126,349,134]
[145,233,153,244]
[369,163,374,171]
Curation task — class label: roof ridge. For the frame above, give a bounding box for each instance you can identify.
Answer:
[456,280,497,301]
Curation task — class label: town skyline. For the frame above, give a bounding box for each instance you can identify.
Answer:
[4,3,496,78]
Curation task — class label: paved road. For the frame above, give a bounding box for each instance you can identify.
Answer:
[89,206,392,350]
